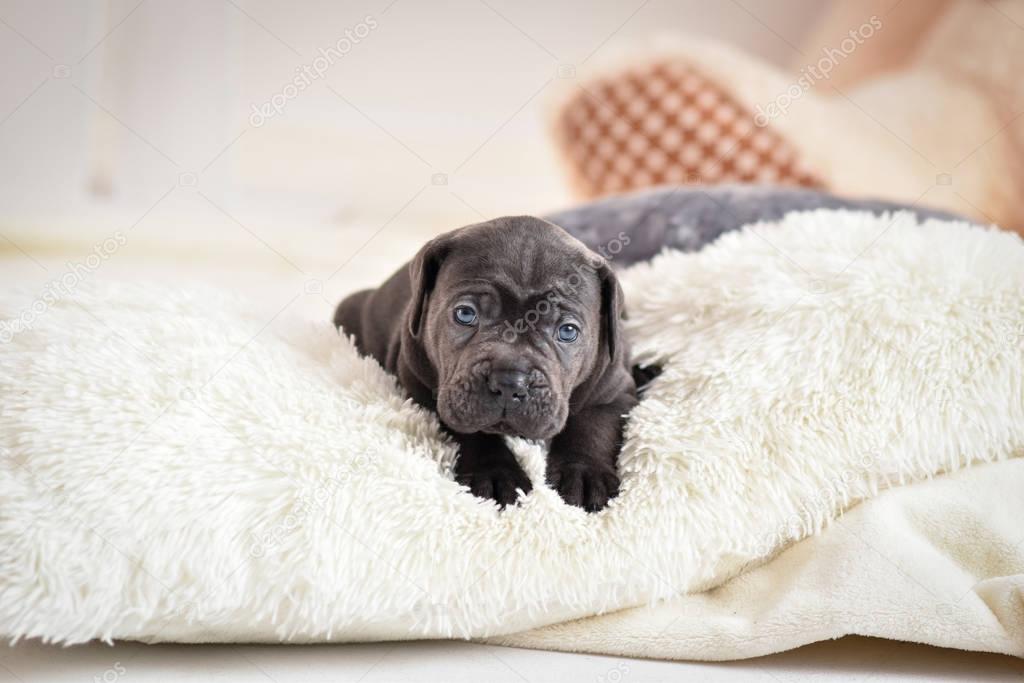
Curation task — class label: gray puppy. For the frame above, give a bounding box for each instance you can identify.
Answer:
[334,216,637,512]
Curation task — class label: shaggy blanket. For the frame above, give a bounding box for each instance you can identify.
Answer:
[1,209,1022,652]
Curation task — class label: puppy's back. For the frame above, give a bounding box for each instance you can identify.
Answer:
[333,289,372,352]
[333,265,412,372]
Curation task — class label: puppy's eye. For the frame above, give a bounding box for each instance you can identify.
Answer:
[557,323,579,343]
[453,305,477,326]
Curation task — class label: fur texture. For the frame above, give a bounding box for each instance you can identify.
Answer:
[1,210,1022,645]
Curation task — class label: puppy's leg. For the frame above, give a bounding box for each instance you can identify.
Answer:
[547,401,631,512]
[452,431,532,508]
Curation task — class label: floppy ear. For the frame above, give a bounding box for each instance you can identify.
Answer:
[596,260,625,363]
[407,235,451,338]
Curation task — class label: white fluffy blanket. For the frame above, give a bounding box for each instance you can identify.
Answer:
[1,210,1022,654]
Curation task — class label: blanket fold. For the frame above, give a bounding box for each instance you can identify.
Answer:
[491,459,1024,659]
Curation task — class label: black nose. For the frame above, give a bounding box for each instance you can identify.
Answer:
[487,368,531,404]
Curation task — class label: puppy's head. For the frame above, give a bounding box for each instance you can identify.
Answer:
[406,216,624,440]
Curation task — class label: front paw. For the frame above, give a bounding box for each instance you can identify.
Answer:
[546,458,620,512]
[455,462,533,508]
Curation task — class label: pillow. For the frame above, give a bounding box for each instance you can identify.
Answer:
[1,210,1021,644]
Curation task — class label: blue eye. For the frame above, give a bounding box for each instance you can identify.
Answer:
[453,305,477,326]
[557,323,579,343]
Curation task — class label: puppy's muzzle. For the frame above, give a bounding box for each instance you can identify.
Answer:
[487,367,531,408]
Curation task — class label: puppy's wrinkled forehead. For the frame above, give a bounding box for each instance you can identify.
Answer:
[437,216,600,298]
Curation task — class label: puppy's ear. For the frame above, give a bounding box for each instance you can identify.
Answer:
[407,235,451,338]
[596,260,625,363]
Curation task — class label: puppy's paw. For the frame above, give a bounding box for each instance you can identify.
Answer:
[546,459,620,512]
[456,464,533,508]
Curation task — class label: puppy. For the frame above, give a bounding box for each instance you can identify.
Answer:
[334,216,637,511]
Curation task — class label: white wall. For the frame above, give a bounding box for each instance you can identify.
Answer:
[0,0,828,231]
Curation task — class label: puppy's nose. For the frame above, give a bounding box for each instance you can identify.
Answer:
[487,369,531,404]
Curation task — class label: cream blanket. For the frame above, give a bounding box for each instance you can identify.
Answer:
[1,210,1022,656]
[495,458,1024,658]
